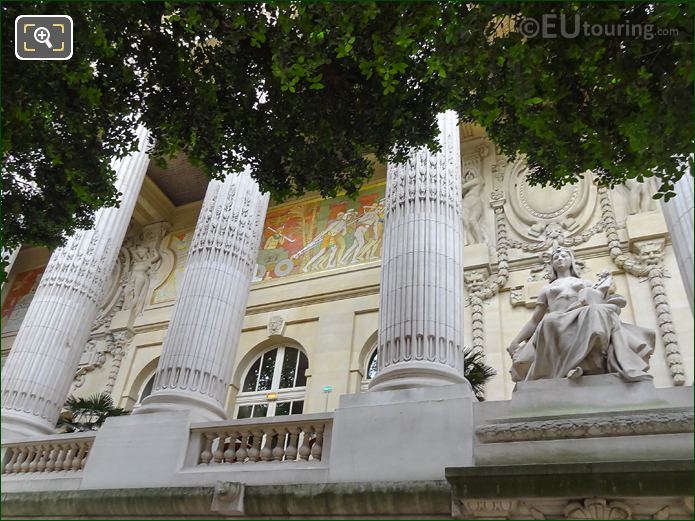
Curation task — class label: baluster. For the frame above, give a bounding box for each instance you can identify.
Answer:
[62,445,74,471]
[37,444,49,472]
[20,447,34,473]
[45,444,58,472]
[234,431,248,464]
[272,429,285,462]
[200,432,214,465]
[28,446,42,472]
[13,447,27,473]
[259,430,273,462]
[310,424,324,461]
[297,428,311,461]
[285,427,299,462]
[3,447,19,474]
[247,430,261,463]
[80,442,90,469]
[213,432,224,464]
[71,443,83,471]
[54,445,66,472]
[223,431,236,463]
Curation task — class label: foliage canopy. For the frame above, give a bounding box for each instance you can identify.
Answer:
[3,2,692,273]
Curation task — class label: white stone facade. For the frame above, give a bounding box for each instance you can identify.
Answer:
[1,122,692,519]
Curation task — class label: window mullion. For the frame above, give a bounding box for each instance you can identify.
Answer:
[270,346,285,391]
[292,349,301,387]
[254,352,264,391]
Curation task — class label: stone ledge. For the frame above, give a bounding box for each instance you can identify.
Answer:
[1,480,451,519]
[445,459,694,498]
[476,408,694,443]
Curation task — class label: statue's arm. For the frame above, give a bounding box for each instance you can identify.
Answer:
[461,179,479,191]
[507,300,547,355]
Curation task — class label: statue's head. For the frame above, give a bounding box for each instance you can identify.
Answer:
[549,246,581,281]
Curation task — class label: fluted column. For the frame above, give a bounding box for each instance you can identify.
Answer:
[1,127,150,437]
[369,111,466,391]
[661,172,694,312]
[137,170,268,421]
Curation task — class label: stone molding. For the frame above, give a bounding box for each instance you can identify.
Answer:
[476,408,694,443]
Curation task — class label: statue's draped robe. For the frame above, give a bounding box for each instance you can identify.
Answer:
[511,286,654,382]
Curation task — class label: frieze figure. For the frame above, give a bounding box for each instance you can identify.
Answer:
[462,170,486,245]
[122,244,161,316]
[507,247,654,382]
[625,178,657,215]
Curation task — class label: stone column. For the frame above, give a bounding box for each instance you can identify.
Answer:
[369,111,467,391]
[1,127,150,438]
[137,170,268,421]
[661,172,694,312]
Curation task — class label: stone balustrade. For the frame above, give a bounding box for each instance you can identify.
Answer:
[190,413,332,466]
[1,432,95,475]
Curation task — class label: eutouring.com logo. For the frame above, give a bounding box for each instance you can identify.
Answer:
[516,14,679,40]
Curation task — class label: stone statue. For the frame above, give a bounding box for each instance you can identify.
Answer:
[507,247,654,383]
[625,178,656,215]
[122,245,161,316]
[462,170,486,245]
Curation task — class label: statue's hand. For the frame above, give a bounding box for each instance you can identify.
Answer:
[507,341,522,358]
[605,294,627,308]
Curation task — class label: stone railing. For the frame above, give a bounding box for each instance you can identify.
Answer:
[190,413,332,466]
[1,432,96,475]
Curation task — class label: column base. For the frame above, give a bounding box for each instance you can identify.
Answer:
[1,409,55,440]
[368,360,468,392]
[135,390,227,422]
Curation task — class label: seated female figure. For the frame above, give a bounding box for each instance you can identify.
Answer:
[507,247,654,383]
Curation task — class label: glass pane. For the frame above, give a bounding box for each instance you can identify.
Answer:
[275,402,291,416]
[257,349,277,391]
[291,401,304,415]
[237,405,252,419]
[252,403,268,418]
[242,358,261,392]
[367,350,378,379]
[295,352,309,387]
[139,375,156,402]
[279,348,299,388]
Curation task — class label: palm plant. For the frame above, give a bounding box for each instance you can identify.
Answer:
[463,347,497,401]
[57,392,128,432]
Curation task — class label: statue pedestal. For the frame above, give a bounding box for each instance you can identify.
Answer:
[448,375,694,519]
[473,375,693,466]
[508,373,665,417]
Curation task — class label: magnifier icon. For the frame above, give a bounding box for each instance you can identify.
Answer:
[33,26,53,49]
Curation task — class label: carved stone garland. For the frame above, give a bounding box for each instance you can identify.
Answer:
[598,187,685,385]
[464,190,510,354]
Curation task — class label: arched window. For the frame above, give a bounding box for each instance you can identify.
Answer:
[361,347,378,392]
[235,346,308,419]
